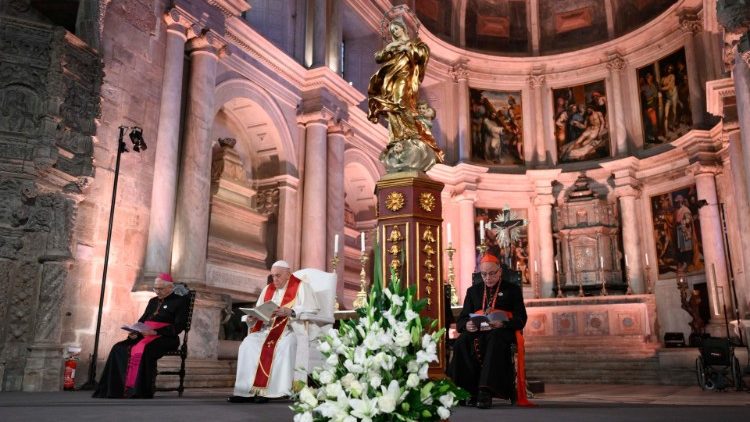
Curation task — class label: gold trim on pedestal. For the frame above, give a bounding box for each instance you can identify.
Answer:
[385,191,405,212]
[419,192,436,212]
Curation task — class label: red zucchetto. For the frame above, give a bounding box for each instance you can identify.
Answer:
[479,254,499,264]
[157,273,174,283]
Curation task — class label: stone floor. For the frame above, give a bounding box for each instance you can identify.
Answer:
[1,384,749,422]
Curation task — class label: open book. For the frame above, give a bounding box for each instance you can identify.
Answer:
[239,301,279,323]
[469,311,508,327]
[121,322,151,333]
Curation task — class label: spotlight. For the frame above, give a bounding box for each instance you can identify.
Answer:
[129,127,147,152]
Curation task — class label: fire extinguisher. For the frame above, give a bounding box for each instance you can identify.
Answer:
[64,346,81,391]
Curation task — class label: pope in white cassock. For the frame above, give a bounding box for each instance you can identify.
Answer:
[227,260,319,403]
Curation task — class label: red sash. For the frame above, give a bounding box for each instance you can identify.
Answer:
[124,321,171,389]
[250,275,301,391]
[474,309,535,407]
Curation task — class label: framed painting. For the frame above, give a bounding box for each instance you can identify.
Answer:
[637,48,692,147]
[552,80,610,163]
[469,88,524,165]
[650,185,704,278]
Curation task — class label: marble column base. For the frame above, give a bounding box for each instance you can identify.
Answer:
[22,343,63,391]
[187,289,229,360]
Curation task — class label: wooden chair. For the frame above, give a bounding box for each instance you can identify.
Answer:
[154,289,196,397]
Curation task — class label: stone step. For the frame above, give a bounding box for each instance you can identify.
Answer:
[155,358,238,389]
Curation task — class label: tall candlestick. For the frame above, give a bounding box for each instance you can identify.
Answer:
[534,260,538,272]
[644,253,649,266]
[447,223,452,244]
[624,254,628,268]
[360,232,365,252]
[334,234,339,255]
[479,220,485,242]
[555,259,559,272]
[600,256,604,269]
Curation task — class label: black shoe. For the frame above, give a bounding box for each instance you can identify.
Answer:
[460,396,477,407]
[255,396,269,404]
[477,390,492,409]
[227,395,255,403]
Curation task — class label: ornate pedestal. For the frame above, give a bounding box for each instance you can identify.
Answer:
[555,175,624,296]
[375,172,445,375]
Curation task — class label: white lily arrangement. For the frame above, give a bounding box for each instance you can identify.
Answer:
[291,270,468,421]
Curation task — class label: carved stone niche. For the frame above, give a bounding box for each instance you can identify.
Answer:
[554,175,623,296]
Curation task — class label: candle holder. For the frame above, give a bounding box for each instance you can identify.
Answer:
[476,238,488,256]
[352,251,369,309]
[599,267,608,296]
[555,268,564,298]
[331,254,340,310]
[645,263,653,294]
[445,243,459,306]
[534,270,541,299]
[625,265,633,295]
[578,276,585,297]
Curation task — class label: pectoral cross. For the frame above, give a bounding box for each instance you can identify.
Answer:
[488,205,527,249]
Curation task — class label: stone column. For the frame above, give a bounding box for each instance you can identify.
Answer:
[456,191,477,301]
[534,191,555,298]
[606,53,628,156]
[276,176,300,269]
[726,131,750,314]
[172,33,221,285]
[613,171,645,293]
[679,12,706,127]
[299,112,330,270]
[734,52,750,204]
[450,61,471,162]
[327,122,349,289]
[527,73,547,165]
[170,33,225,360]
[140,11,189,287]
[693,165,731,319]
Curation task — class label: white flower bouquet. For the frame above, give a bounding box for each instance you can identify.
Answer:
[292,271,468,421]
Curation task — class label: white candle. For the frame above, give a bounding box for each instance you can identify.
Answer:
[479,220,485,242]
[624,254,629,268]
[600,256,604,269]
[360,232,365,252]
[555,259,559,272]
[447,223,452,244]
[334,234,339,255]
[645,253,649,266]
[534,260,538,272]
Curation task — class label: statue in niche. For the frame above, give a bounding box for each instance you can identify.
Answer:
[368,7,445,173]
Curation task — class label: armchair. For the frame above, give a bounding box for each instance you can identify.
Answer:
[291,268,337,382]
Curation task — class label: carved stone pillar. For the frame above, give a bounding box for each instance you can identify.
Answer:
[534,192,555,298]
[140,10,190,289]
[172,32,222,286]
[327,122,350,289]
[450,61,470,162]
[679,11,706,127]
[722,132,750,316]
[527,73,547,165]
[456,190,477,301]
[606,53,628,156]
[276,176,301,271]
[613,169,645,293]
[299,112,331,270]
[693,164,731,320]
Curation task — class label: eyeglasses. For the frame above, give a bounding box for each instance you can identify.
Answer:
[479,269,500,278]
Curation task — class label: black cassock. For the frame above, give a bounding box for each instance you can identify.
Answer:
[93,292,189,398]
[447,278,527,400]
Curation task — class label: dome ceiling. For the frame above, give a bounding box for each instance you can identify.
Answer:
[396,0,678,56]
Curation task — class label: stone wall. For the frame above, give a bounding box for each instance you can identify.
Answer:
[0,6,102,390]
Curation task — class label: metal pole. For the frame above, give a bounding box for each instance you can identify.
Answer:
[80,126,127,390]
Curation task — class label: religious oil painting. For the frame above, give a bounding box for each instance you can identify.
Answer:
[650,185,704,279]
[552,80,610,163]
[469,88,524,165]
[475,206,529,284]
[637,48,692,147]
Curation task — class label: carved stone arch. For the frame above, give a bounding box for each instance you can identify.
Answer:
[213,78,296,179]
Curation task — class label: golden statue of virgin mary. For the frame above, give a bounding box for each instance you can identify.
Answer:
[367,15,444,173]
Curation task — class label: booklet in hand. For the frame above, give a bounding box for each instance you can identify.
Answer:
[121,322,151,334]
[239,301,279,323]
[469,311,508,326]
